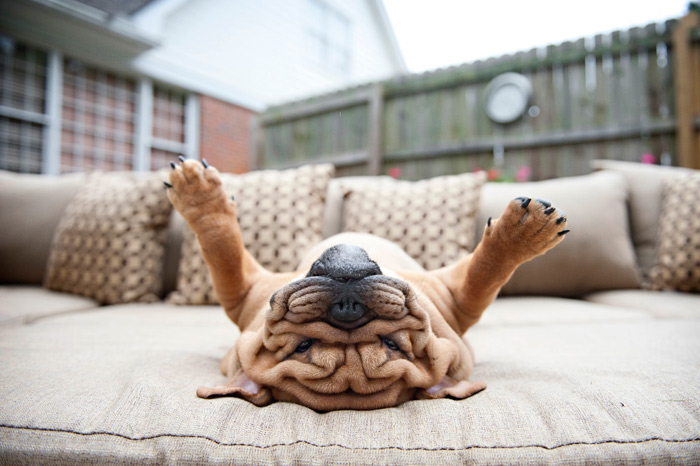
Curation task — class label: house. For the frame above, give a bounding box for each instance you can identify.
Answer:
[0,0,405,174]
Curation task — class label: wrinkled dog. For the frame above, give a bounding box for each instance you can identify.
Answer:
[166,159,569,411]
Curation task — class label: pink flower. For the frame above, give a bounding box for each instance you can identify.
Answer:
[640,153,656,164]
[487,169,500,181]
[515,165,531,182]
[388,167,401,179]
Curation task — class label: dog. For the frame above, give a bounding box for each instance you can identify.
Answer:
[165,159,569,411]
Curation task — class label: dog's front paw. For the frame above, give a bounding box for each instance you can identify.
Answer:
[484,197,569,261]
[165,157,233,225]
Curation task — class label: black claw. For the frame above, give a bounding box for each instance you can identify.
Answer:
[536,199,552,208]
[178,155,186,163]
[487,217,492,227]
[202,158,209,168]
[170,162,177,170]
[163,181,173,188]
[558,229,570,236]
[515,197,531,208]
[544,206,555,215]
[556,216,566,225]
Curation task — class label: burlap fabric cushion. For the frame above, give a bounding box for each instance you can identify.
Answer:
[646,172,700,293]
[2,301,700,464]
[167,164,334,305]
[342,172,486,270]
[44,171,172,304]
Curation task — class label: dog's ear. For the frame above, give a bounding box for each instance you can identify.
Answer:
[196,369,272,406]
[421,375,486,400]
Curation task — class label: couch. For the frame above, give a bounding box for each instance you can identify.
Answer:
[1,159,699,465]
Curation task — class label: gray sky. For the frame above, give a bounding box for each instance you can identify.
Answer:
[383,0,690,72]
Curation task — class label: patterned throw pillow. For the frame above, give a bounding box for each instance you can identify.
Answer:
[342,171,486,270]
[646,172,700,293]
[45,171,172,304]
[167,164,334,305]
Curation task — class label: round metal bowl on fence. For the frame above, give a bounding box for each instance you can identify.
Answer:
[483,72,533,125]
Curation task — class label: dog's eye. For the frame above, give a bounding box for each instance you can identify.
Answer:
[294,339,315,354]
[381,336,400,351]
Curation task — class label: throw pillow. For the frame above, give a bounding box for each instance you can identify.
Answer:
[167,164,335,305]
[342,171,486,270]
[646,172,700,293]
[44,171,172,304]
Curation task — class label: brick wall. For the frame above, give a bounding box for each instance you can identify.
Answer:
[199,95,255,174]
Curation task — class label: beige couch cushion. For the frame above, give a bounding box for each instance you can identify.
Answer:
[646,172,700,292]
[0,170,84,284]
[477,171,640,296]
[590,160,694,277]
[584,289,700,318]
[0,285,98,325]
[1,299,698,464]
[341,171,486,270]
[44,171,172,304]
[168,164,334,305]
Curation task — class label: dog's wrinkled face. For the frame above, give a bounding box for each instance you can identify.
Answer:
[218,245,480,411]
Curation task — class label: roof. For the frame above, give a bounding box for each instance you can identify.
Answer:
[0,0,158,70]
[373,0,407,73]
[72,0,156,16]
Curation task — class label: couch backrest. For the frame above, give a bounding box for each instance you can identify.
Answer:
[0,171,85,285]
[590,159,694,277]
[3,162,690,298]
[476,171,641,296]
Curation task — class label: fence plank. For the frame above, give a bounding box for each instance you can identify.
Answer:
[367,84,384,175]
[673,11,700,168]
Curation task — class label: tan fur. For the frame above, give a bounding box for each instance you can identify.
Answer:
[167,161,568,411]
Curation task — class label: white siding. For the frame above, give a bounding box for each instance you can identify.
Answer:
[133,0,402,110]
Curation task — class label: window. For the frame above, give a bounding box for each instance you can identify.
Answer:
[306,0,352,75]
[0,37,197,174]
[61,60,136,172]
[150,87,187,170]
[0,38,47,173]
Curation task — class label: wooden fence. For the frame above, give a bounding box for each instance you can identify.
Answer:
[255,13,700,180]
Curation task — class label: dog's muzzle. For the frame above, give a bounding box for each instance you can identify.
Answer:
[268,244,410,330]
[305,244,383,326]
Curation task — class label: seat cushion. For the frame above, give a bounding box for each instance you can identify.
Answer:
[1,299,698,465]
[0,285,98,325]
[583,289,700,318]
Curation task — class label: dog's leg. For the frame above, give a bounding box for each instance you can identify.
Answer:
[166,158,266,325]
[436,197,568,333]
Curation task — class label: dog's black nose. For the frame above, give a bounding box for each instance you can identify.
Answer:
[307,244,382,282]
[329,300,368,322]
